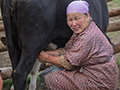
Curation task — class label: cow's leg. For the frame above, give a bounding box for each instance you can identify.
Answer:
[29,59,41,90]
[10,85,14,90]
[29,42,57,90]
[10,59,41,90]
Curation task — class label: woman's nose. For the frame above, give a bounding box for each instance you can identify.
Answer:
[72,20,77,26]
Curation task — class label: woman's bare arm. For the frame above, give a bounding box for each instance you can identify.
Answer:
[38,51,63,67]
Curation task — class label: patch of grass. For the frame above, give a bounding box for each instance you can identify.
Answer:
[25,72,43,90]
[116,58,120,72]
[110,0,120,6]
[107,0,120,9]
[2,72,43,90]
[3,78,12,90]
[107,31,120,43]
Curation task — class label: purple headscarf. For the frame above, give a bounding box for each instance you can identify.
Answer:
[66,0,89,14]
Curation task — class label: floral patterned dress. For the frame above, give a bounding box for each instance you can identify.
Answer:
[45,21,118,90]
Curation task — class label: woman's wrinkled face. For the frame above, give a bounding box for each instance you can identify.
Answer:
[67,13,89,34]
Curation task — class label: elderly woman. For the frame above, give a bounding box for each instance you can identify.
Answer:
[38,1,118,90]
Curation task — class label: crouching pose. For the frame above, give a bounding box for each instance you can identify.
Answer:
[38,1,118,90]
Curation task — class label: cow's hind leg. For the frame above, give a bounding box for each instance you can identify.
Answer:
[29,59,41,90]
[29,42,57,90]
[10,59,41,90]
[10,85,14,90]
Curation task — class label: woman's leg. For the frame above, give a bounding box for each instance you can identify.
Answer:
[39,65,64,84]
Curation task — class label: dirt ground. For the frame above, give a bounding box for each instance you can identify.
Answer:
[0,15,120,90]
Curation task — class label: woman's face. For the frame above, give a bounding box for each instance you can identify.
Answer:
[67,12,90,34]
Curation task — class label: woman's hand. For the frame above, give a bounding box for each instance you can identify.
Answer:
[38,50,63,67]
[38,51,49,63]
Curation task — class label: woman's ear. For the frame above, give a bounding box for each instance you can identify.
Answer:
[86,12,90,20]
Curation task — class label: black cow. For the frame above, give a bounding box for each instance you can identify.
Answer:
[0,0,109,90]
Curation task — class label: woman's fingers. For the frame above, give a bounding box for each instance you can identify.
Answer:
[38,51,49,62]
[40,51,49,59]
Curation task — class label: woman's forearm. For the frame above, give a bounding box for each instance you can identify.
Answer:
[46,55,63,67]
[46,49,59,56]
[38,51,63,67]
